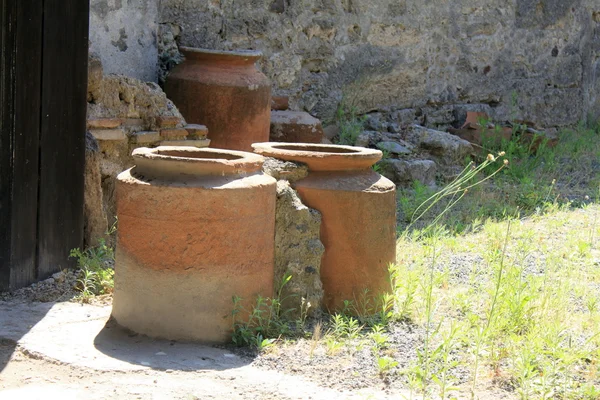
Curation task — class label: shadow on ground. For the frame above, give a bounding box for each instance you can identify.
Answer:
[93,317,253,371]
[0,301,54,373]
[0,300,252,376]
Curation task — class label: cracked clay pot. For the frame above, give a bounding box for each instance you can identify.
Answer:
[253,143,397,314]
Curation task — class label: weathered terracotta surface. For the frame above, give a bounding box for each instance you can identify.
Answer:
[270,111,324,144]
[253,142,396,313]
[113,146,276,343]
[164,47,271,152]
[271,96,289,111]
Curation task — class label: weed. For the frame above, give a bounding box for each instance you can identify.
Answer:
[325,336,344,356]
[370,325,390,350]
[329,313,363,340]
[335,102,366,146]
[231,274,295,348]
[309,322,322,359]
[70,222,117,301]
[377,356,399,376]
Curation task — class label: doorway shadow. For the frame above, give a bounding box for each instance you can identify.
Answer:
[93,318,254,372]
[0,300,55,373]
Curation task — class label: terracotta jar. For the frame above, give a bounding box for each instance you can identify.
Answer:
[252,143,397,313]
[113,146,276,343]
[164,47,271,152]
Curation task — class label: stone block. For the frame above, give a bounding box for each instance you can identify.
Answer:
[159,139,211,148]
[160,128,189,140]
[87,118,121,129]
[90,128,127,141]
[377,141,412,155]
[156,115,184,128]
[270,111,324,144]
[184,124,209,139]
[130,131,161,144]
[323,125,339,140]
[120,118,145,129]
[271,96,289,111]
[379,159,437,187]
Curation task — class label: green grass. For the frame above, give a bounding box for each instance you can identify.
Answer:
[398,123,600,235]
[394,204,600,399]
[233,121,600,397]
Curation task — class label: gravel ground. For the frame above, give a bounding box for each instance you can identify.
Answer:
[0,269,111,306]
[0,270,79,303]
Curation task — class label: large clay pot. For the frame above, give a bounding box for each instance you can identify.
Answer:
[252,143,397,313]
[113,146,276,343]
[164,47,271,152]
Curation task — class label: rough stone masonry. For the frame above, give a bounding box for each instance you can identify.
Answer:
[155,0,600,130]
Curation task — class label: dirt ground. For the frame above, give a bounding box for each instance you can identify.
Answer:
[0,296,516,400]
[0,298,407,400]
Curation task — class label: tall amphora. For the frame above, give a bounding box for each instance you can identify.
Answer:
[165,47,271,151]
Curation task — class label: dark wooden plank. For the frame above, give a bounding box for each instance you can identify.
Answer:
[37,0,89,278]
[9,0,43,289]
[0,0,16,291]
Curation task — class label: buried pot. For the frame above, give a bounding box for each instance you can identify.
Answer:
[164,47,271,152]
[253,142,397,313]
[113,146,276,343]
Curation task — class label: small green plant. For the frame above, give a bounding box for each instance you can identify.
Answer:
[231,273,296,349]
[370,326,390,350]
[70,222,117,301]
[329,313,363,340]
[325,336,344,356]
[376,356,398,376]
[335,102,366,146]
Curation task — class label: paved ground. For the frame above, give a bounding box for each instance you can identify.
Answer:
[0,300,402,399]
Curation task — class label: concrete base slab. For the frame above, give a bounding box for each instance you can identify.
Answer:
[0,301,246,372]
[0,300,403,399]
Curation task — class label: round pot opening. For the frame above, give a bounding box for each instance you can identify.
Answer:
[157,149,244,161]
[271,144,362,154]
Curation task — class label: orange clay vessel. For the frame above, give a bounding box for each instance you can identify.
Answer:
[113,146,276,343]
[252,143,397,313]
[164,47,271,152]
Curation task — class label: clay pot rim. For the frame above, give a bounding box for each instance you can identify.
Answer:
[252,142,382,172]
[180,47,263,64]
[132,146,265,177]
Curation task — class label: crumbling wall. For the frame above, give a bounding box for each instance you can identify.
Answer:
[159,0,600,129]
[263,158,324,317]
[90,0,158,82]
[84,53,208,247]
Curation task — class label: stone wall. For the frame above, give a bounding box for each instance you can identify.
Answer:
[90,0,158,82]
[159,0,600,129]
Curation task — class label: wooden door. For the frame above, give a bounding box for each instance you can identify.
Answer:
[0,0,89,291]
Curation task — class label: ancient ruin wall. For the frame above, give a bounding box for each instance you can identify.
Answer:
[90,0,158,82]
[159,0,600,129]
